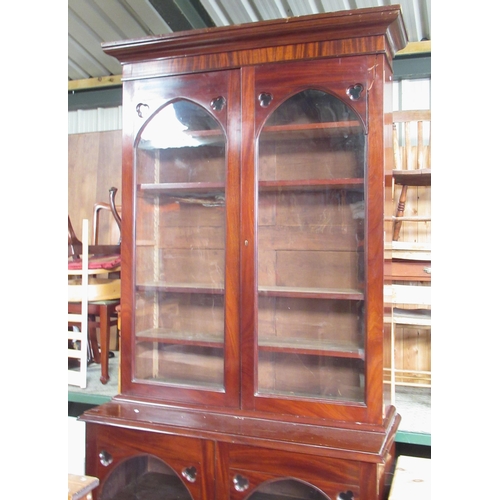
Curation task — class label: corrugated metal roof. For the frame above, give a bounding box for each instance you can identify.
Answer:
[68,0,430,82]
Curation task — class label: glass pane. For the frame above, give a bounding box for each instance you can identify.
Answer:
[100,455,194,500]
[134,99,226,390]
[257,89,366,402]
[246,478,330,500]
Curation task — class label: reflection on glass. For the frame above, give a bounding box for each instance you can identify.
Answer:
[139,100,221,150]
[257,89,366,402]
[134,100,226,390]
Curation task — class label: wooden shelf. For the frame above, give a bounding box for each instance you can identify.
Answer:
[139,128,225,149]
[259,178,363,191]
[137,282,224,294]
[139,182,225,196]
[139,120,364,150]
[137,329,224,347]
[142,120,364,143]
[138,179,363,196]
[257,386,364,403]
[135,373,224,391]
[259,337,364,359]
[261,120,364,140]
[135,331,364,359]
[135,284,364,300]
[258,285,364,301]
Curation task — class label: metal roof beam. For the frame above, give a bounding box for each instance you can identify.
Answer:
[150,0,215,31]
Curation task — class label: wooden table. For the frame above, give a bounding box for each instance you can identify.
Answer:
[68,474,99,500]
[389,455,431,499]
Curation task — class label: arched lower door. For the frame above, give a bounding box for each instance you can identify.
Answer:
[99,454,194,500]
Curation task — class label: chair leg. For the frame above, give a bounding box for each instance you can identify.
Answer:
[88,314,101,364]
[393,184,408,241]
[99,304,111,384]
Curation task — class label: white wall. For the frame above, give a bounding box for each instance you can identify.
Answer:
[393,78,431,111]
[68,106,122,134]
[68,417,86,475]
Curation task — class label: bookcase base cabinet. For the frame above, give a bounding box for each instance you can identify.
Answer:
[83,401,400,500]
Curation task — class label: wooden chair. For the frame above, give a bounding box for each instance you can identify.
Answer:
[88,189,122,382]
[92,186,122,246]
[68,220,89,389]
[392,109,431,243]
[68,188,121,384]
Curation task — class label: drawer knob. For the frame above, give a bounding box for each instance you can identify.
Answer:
[182,466,197,483]
[98,450,113,467]
[233,474,249,492]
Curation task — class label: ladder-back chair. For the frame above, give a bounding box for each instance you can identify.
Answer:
[68,220,89,388]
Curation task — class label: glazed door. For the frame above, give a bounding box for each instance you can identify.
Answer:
[121,69,241,407]
[241,57,383,421]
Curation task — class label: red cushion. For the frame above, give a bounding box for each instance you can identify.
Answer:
[68,254,121,270]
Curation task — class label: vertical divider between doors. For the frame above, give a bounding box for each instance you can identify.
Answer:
[240,66,257,410]
[225,69,243,408]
